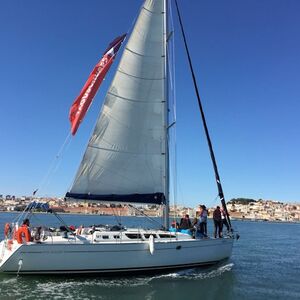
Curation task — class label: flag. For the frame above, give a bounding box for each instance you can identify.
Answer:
[69,34,126,135]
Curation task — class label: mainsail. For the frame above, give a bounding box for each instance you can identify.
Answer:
[66,0,167,204]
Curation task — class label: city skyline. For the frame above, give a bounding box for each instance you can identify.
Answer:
[1,0,300,207]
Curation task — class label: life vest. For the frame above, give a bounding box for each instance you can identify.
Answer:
[16,225,31,244]
[4,223,11,238]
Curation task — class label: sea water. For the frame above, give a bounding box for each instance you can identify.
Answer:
[0,212,299,300]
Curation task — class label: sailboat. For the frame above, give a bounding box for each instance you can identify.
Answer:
[0,0,235,275]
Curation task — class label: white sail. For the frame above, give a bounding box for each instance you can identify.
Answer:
[68,0,167,202]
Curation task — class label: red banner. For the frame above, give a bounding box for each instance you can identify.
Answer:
[69,34,126,135]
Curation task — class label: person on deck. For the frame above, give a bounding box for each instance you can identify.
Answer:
[213,206,222,238]
[191,217,198,238]
[33,226,42,243]
[199,205,208,237]
[16,218,32,243]
[179,214,192,229]
[22,218,31,234]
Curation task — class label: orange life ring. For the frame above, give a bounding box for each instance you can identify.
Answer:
[4,223,11,238]
[16,225,31,244]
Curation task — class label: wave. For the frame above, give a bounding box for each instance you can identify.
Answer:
[148,262,234,281]
[0,263,234,299]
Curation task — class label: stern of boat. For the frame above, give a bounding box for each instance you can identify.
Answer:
[0,239,22,273]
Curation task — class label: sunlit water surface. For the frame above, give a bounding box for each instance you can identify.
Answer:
[0,213,299,299]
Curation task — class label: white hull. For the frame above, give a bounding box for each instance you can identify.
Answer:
[0,231,233,275]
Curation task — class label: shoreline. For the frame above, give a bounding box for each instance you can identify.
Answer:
[1,211,299,224]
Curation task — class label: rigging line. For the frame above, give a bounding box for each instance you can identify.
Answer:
[128,204,163,228]
[168,0,175,92]
[121,0,146,49]
[34,132,72,196]
[30,212,47,228]
[43,137,73,194]
[111,206,122,225]
[171,0,178,215]
[52,211,74,232]
[174,0,232,230]
[13,200,34,225]
[212,194,220,206]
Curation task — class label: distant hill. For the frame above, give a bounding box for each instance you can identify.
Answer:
[228,198,257,205]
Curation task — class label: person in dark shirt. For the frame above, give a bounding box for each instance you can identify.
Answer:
[179,214,192,229]
[213,206,222,238]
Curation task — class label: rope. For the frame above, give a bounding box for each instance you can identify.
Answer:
[51,211,74,233]
[34,133,72,197]
[13,202,32,226]
[11,133,72,229]
[111,206,122,225]
[128,205,163,229]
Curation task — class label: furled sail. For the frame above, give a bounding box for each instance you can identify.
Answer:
[66,0,167,204]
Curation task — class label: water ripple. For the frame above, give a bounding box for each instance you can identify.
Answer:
[148,263,234,281]
[0,263,234,299]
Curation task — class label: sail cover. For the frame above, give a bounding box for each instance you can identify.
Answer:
[69,34,126,136]
[66,0,167,204]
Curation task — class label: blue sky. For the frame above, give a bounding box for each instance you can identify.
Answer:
[0,0,299,207]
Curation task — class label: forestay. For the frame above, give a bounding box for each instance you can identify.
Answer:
[66,0,167,204]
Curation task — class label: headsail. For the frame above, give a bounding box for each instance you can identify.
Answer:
[66,0,167,204]
[69,34,126,136]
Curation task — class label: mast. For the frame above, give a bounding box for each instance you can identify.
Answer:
[163,0,169,229]
[174,0,232,229]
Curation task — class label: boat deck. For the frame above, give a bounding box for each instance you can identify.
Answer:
[30,226,194,245]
